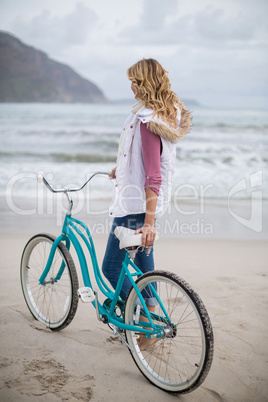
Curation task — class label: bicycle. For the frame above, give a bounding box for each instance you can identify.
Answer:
[20,172,214,394]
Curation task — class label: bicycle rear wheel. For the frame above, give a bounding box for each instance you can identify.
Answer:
[20,233,79,331]
[124,270,214,394]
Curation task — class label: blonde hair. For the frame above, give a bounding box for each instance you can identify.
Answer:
[127,58,182,128]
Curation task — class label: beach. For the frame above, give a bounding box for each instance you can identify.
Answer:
[0,200,268,401]
[0,102,267,400]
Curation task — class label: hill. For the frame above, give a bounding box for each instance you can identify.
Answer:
[0,31,107,103]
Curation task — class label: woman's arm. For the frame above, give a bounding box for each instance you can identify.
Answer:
[137,187,158,247]
[135,123,162,247]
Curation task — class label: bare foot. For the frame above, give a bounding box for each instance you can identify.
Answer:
[138,335,159,351]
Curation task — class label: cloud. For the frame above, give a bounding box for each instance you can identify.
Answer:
[107,0,268,106]
[138,0,179,31]
[1,0,267,106]
[194,4,268,43]
[11,2,98,52]
[61,2,98,44]
[120,2,268,47]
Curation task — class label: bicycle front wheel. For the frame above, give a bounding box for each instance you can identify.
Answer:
[124,270,214,394]
[20,233,79,331]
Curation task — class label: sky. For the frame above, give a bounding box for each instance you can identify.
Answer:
[0,0,268,108]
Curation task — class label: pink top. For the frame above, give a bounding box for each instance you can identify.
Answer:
[140,122,162,196]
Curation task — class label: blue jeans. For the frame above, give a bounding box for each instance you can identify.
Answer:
[102,213,155,303]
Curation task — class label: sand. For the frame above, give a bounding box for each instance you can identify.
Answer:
[0,228,268,401]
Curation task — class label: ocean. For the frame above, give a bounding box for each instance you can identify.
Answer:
[0,102,267,202]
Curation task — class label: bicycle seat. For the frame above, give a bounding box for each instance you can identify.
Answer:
[114,226,158,249]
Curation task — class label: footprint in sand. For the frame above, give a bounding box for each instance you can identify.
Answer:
[106,335,123,344]
[5,358,95,401]
[0,357,14,369]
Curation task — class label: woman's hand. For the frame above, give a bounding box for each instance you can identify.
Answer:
[135,223,156,247]
[109,167,116,180]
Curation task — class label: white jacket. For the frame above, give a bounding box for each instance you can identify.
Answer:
[109,103,191,218]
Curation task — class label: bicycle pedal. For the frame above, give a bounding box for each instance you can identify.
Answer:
[77,287,95,303]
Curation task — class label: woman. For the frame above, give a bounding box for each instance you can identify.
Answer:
[102,59,191,344]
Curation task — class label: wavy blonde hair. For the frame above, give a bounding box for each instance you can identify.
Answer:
[127,58,182,128]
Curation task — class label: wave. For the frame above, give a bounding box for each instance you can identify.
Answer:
[0,151,116,163]
[192,122,268,130]
[1,147,266,167]
[52,153,116,163]
[13,129,121,138]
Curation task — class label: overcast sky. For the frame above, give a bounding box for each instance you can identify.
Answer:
[0,0,268,108]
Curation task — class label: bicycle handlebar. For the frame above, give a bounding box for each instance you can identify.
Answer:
[37,171,110,194]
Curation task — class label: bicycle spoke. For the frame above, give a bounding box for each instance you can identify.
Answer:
[21,235,78,330]
[124,271,213,393]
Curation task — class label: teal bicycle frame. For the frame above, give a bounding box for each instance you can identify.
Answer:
[37,173,171,338]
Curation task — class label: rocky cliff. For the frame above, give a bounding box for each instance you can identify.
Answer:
[0,31,107,103]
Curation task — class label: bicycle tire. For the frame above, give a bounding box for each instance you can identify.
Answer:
[124,270,214,394]
[20,233,79,331]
